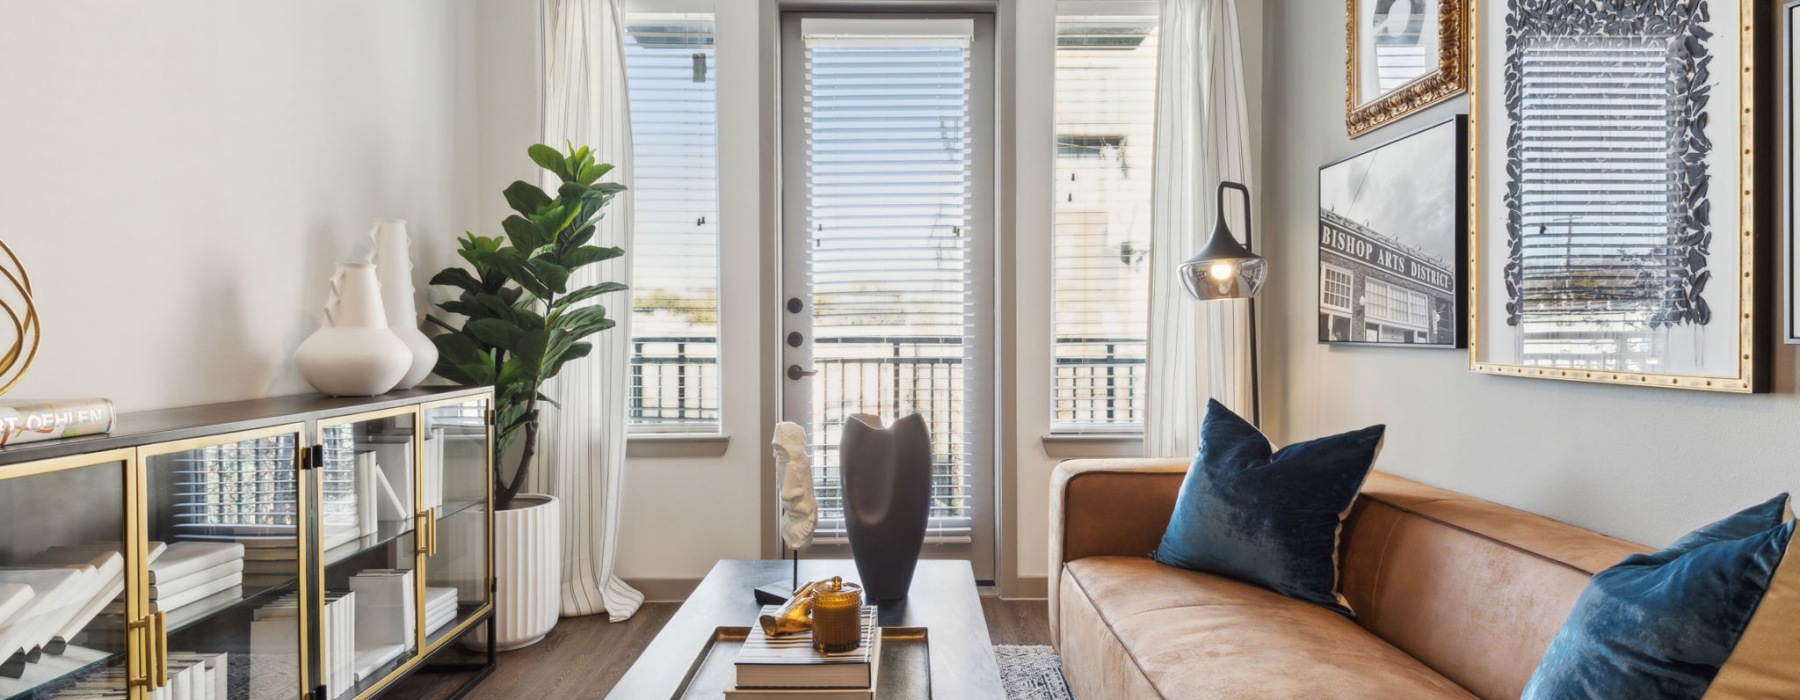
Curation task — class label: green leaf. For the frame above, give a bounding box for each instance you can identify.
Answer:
[545,340,592,377]
[592,182,627,195]
[565,224,596,249]
[503,181,552,217]
[526,258,571,295]
[467,318,527,352]
[502,215,551,254]
[429,267,485,295]
[476,248,550,298]
[528,144,570,180]
[561,245,624,270]
[549,282,627,314]
[554,305,615,339]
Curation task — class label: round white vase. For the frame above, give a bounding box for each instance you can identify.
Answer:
[294,262,410,396]
[367,218,437,389]
[465,494,561,651]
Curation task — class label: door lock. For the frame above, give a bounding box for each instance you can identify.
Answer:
[786,331,805,347]
[786,364,818,381]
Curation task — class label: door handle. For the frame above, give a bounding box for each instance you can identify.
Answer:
[786,365,818,381]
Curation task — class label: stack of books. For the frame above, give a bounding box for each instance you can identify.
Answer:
[149,543,244,615]
[19,650,225,699]
[349,569,414,682]
[728,606,880,699]
[423,587,458,636]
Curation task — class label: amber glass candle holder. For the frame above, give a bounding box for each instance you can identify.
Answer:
[811,582,863,653]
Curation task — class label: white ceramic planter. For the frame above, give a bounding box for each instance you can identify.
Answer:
[465,494,561,651]
[294,262,410,396]
[367,218,437,389]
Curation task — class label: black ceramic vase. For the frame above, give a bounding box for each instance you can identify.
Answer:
[839,412,932,602]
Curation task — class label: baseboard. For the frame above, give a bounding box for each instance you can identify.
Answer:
[627,577,701,603]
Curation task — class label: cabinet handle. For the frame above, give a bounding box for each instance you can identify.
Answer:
[152,611,168,687]
[417,511,431,555]
[428,510,440,557]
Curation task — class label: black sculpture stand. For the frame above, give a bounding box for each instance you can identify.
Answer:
[840,413,932,602]
[753,548,802,605]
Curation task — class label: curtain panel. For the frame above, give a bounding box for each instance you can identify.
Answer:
[1145,0,1257,458]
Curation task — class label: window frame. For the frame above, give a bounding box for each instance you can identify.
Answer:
[622,6,726,437]
[1047,1,1159,437]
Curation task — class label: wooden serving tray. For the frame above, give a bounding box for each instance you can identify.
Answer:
[673,626,931,699]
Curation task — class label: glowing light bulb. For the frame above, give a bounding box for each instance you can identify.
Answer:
[1208,262,1235,281]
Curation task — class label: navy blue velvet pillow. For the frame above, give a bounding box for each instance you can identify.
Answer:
[1523,495,1797,700]
[1151,400,1385,616]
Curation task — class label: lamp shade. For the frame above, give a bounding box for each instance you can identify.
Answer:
[1178,181,1264,301]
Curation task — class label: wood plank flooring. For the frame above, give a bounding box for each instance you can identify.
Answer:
[395,598,1049,699]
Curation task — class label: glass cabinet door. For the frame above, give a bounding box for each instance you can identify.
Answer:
[315,410,419,700]
[0,449,135,700]
[141,424,308,700]
[420,398,490,650]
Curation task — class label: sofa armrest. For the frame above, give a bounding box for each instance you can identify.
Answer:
[1048,458,1190,647]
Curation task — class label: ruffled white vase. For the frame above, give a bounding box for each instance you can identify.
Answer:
[367,218,437,389]
[294,262,410,396]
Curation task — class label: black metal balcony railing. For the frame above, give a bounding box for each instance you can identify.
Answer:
[629,335,1146,429]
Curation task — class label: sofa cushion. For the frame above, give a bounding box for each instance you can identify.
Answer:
[1152,400,1384,616]
[1063,556,1474,699]
[1523,495,1799,699]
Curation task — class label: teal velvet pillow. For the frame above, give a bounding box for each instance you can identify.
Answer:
[1151,400,1385,616]
[1523,495,1797,700]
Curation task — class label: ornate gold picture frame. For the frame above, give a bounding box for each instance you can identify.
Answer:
[1466,0,1773,392]
[1346,0,1468,137]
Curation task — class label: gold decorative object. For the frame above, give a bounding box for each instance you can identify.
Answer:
[1345,0,1467,137]
[810,580,863,654]
[0,241,39,396]
[759,577,834,637]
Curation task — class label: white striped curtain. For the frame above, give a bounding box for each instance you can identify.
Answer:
[1145,0,1257,457]
[535,0,644,622]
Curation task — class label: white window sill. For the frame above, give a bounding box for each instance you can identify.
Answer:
[626,432,730,458]
[1041,432,1144,460]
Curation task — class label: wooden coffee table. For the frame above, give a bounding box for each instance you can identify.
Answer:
[607,559,1005,699]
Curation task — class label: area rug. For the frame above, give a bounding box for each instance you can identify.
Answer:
[995,644,1075,700]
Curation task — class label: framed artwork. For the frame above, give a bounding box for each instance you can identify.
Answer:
[1787,0,1800,343]
[1346,0,1467,137]
[1469,0,1772,392]
[1318,115,1468,348]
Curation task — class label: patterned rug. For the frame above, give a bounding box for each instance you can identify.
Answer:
[995,644,1075,700]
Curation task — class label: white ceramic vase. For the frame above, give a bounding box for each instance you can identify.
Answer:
[367,218,437,389]
[294,262,411,396]
[464,494,561,651]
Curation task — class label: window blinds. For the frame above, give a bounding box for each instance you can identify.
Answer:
[1050,17,1157,432]
[1514,41,1677,369]
[799,19,976,541]
[624,15,722,431]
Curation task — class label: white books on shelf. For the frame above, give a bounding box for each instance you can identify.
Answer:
[354,451,380,536]
[423,430,444,511]
[153,560,244,601]
[0,585,32,630]
[320,591,355,697]
[370,441,413,522]
[149,543,244,584]
[27,548,123,643]
[0,644,111,697]
[349,570,415,651]
[156,573,243,614]
[0,568,88,660]
[423,587,458,635]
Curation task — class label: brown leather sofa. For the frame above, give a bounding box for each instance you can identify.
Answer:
[1049,459,1650,700]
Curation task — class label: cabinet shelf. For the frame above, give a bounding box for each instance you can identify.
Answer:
[0,645,120,700]
[324,519,419,571]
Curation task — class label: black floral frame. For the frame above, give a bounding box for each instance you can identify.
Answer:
[1501,0,1714,328]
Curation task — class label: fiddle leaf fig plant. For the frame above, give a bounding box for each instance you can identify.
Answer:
[427,143,627,511]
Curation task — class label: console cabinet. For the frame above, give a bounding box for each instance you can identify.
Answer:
[0,388,495,700]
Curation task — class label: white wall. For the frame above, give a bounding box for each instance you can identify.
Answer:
[1261,0,1799,547]
[0,0,475,412]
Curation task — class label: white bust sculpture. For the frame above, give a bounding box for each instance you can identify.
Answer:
[773,422,817,550]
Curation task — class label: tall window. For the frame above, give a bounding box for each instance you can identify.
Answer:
[1050,14,1158,433]
[624,14,721,433]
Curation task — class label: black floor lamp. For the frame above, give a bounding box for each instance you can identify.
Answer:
[1176,181,1264,426]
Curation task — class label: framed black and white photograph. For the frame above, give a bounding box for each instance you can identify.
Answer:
[1346,0,1466,136]
[1318,115,1468,348]
[1470,0,1770,391]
